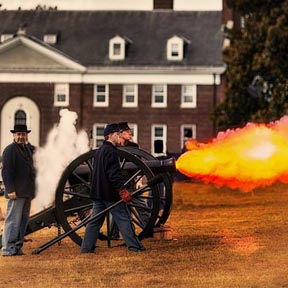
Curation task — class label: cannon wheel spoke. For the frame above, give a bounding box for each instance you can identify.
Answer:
[118,147,173,227]
[55,148,160,246]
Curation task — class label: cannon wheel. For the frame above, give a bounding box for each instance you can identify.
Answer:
[119,146,173,226]
[55,149,160,246]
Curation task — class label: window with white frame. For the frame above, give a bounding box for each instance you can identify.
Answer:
[151,124,167,155]
[93,84,109,107]
[43,34,57,45]
[123,84,138,107]
[181,124,197,149]
[181,85,197,108]
[54,83,69,107]
[167,36,184,61]
[0,34,14,43]
[93,123,106,148]
[152,84,167,108]
[109,36,125,60]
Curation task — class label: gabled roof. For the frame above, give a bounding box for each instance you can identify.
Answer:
[0,10,224,68]
[0,35,86,72]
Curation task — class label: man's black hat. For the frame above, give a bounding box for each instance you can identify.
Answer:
[103,123,120,137]
[10,124,31,133]
[118,122,131,132]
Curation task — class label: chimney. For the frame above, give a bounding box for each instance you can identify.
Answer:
[17,23,27,36]
[222,0,241,31]
[154,0,173,10]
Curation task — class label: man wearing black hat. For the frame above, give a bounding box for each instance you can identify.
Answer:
[1,124,35,256]
[81,123,145,253]
[118,122,139,148]
[111,121,150,240]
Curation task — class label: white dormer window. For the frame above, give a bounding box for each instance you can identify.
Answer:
[0,34,14,43]
[167,35,189,61]
[109,35,129,61]
[109,36,125,60]
[44,34,57,45]
[54,83,69,107]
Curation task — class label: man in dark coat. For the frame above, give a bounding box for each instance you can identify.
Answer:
[111,121,152,240]
[81,123,145,253]
[1,124,35,256]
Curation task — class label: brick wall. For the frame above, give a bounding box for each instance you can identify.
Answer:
[0,82,216,153]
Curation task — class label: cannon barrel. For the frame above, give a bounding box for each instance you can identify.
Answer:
[123,157,176,174]
[71,157,176,181]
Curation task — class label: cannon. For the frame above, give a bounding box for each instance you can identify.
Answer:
[0,146,176,254]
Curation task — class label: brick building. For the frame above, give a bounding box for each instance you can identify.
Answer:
[0,0,229,155]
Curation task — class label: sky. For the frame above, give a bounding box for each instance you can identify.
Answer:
[0,0,222,11]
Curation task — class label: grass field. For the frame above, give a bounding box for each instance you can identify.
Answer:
[0,181,288,288]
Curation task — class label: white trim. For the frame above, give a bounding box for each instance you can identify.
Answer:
[84,73,223,85]
[0,36,86,72]
[122,84,138,107]
[0,34,14,43]
[0,72,224,84]
[86,66,226,74]
[151,124,167,155]
[0,73,84,82]
[93,84,109,107]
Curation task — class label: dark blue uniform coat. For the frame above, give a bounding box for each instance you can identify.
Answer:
[90,141,125,201]
[1,142,35,199]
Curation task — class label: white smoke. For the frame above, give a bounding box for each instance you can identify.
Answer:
[33,109,90,213]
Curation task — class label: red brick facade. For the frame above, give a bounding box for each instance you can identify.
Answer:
[0,81,224,153]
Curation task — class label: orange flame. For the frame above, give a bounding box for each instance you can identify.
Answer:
[176,116,288,192]
[184,138,201,151]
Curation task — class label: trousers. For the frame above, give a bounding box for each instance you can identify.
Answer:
[81,200,143,252]
[1,198,31,255]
